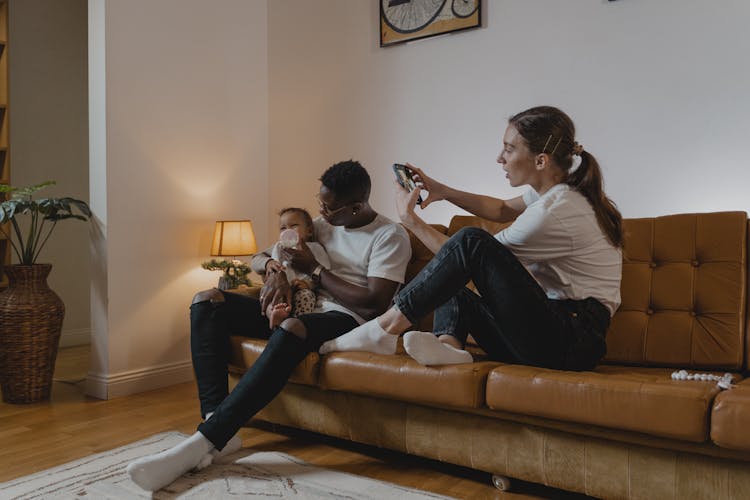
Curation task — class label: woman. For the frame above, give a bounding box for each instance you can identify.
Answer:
[321,106,623,371]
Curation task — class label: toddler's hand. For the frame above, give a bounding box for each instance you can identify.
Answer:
[265,259,284,274]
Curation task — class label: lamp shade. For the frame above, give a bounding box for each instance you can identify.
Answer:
[210,220,258,256]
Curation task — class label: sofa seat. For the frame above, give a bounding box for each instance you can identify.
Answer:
[230,337,320,386]
[319,352,501,409]
[485,364,738,442]
[711,378,750,451]
[231,336,501,409]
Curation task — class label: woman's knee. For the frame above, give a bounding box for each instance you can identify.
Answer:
[192,288,225,305]
[280,318,307,339]
[453,226,493,242]
[452,226,509,255]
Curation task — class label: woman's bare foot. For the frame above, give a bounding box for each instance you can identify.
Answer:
[267,302,291,328]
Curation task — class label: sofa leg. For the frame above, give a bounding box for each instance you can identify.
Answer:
[492,474,512,491]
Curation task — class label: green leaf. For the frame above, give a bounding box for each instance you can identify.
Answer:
[0,181,90,264]
[11,180,56,200]
[65,198,93,217]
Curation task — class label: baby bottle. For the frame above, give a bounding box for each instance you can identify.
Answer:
[279,228,299,268]
[279,228,299,249]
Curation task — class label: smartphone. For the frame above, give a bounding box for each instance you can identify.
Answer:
[392,163,423,205]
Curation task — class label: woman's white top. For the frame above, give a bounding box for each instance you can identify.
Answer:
[495,184,622,316]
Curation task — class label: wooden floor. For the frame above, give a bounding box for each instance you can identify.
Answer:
[0,345,592,499]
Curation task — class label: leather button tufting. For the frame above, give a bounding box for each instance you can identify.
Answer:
[649,262,657,269]
[691,260,700,267]
[646,309,654,315]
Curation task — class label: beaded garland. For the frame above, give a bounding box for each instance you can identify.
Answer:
[671,370,734,390]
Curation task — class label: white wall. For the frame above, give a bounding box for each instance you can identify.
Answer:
[268,0,750,234]
[9,0,90,347]
[87,0,269,398]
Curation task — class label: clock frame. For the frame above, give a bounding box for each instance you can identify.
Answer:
[380,0,481,47]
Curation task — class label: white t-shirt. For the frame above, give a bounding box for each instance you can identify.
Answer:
[495,184,622,316]
[313,214,411,324]
[270,241,330,284]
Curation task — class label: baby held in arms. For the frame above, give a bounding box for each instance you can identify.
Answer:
[257,208,330,328]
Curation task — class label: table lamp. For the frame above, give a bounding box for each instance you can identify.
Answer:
[204,220,258,290]
[210,220,257,257]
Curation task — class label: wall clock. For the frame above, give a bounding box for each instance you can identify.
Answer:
[380,0,481,47]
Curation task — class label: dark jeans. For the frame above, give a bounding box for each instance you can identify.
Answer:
[190,291,358,450]
[394,227,610,370]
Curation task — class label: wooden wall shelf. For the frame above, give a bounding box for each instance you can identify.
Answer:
[0,0,8,286]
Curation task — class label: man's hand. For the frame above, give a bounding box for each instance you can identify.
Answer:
[394,180,423,229]
[260,271,292,315]
[281,240,318,275]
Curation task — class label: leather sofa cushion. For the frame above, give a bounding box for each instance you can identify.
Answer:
[711,378,750,451]
[605,212,747,370]
[319,352,501,409]
[486,364,726,442]
[231,337,320,386]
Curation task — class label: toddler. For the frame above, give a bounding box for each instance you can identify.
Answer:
[252,208,330,328]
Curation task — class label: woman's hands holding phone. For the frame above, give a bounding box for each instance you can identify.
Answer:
[404,163,448,209]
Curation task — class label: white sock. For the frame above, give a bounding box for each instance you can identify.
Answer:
[127,432,214,491]
[403,331,473,366]
[212,434,242,459]
[319,318,398,355]
[195,434,243,470]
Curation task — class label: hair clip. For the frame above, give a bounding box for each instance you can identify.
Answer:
[550,136,563,155]
[542,135,563,155]
[541,135,553,153]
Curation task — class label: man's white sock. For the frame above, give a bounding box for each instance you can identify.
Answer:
[195,434,243,470]
[403,331,473,366]
[319,318,397,355]
[127,431,214,491]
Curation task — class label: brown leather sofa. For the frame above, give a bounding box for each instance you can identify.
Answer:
[229,212,750,499]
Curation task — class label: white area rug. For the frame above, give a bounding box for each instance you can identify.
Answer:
[0,432,456,499]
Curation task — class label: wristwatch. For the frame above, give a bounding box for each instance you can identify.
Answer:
[311,264,324,283]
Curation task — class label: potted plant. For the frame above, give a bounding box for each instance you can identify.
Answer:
[0,181,91,403]
[201,258,253,290]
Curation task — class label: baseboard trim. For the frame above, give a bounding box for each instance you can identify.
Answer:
[86,359,194,400]
[60,328,91,347]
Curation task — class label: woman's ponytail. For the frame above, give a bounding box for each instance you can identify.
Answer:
[567,150,623,248]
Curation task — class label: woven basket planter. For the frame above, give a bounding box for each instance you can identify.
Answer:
[0,264,65,404]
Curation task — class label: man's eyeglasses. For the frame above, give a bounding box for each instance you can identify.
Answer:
[315,193,352,217]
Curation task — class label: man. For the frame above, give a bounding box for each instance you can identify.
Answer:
[127,160,411,491]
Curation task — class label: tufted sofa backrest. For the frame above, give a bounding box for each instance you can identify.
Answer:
[405,212,748,371]
[605,212,747,370]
